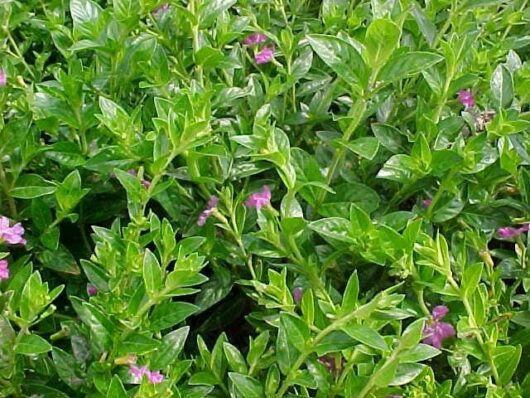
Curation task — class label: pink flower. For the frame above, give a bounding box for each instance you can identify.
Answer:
[130,365,148,383]
[0,216,26,245]
[198,196,219,226]
[422,198,432,208]
[87,284,97,296]
[422,305,455,349]
[255,46,275,65]
[0,260,9,280]
[245,186,271,209]
[497,224,529,239]
[292,287,303,304]
[458,90,474,108]
[147,370,164,384]
[431,305,449,320]
[243,33,267,46]
[0,69,6,87]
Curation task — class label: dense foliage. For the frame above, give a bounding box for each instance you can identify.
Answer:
[1,0,529,397]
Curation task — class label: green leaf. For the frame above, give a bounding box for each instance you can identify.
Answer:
[307,34,367,88]
[143,249,163,298]
[229,373,265,398]
[113,0,138,22]
[56,170,88,213]
[280,313,310,352]
[398,319,424,350]
[52,347,84,389]
[390,363,425,386]
[341,324,388,352]
[379,52,444,82]
[291,46,313,81]
[491,64,513,108]
[149,301,198,331]
[494,345,521,385]
[223,342,248,374]
[200,0,236,28]
[118,333,159,355]
[31,198,53,232]
[276,325,297,375]
[411,3,436,46]
[462,263,483,299]
[301,289,315,326]
[107,375,127,398]
[377,154,414,183]
[247,331,270,371]
[364,19,401,70]
[341,271,359,314]
[372,123,405,153]
[308,217,354,244]
[71,297,113,353]
[151,326,189,369]
[15,334,52,355]
[338,137,379,160]
[399,344,440,363]
[70,0,102,38]
[11,174,57,199]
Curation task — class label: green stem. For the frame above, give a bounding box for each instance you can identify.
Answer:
[0,163,17,218]
[273,298,380,397]
[425,169,457,219]
[448,276,501,385]
[314,99,367,211]
[3,28,35,79]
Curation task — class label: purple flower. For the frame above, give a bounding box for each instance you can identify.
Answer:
[130,365,148,383]
[293,287,303,304]
[422,305,455,349]
[0,69,6,87]
[245,186,271,209]
[87,284,97,296]
[431,305,449,320]
[422,198,432,208]
[497,224,529,239]
[458,90,475,108]
[0,216,26,245]
[243,33,267,46]
[147,370,164,384]
[0,259,9,280]
[198,196,219,226]
[255,46,275,65]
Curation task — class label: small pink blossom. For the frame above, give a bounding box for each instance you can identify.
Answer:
[0,69,6,87]
[130,365,148,383]
[255,46,275,65]
[243,33,267,46]
[147,370,164,384]
[0,216,26,245]
[458,90,474,108]
[422,305,455,349]
[245,186,271,209]
[422,198,432,208]
[87,284,97,296]
[497,224,529,239]
[0,260,9,280]
[198,196,219,226]
[292,287,303,304]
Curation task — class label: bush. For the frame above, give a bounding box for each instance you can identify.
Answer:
[0,1,529,397]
